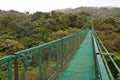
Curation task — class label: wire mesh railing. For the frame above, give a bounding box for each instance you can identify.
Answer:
[92,26,120,80]
[0,27,89,80]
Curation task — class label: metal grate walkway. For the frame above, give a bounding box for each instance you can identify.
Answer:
[56,30,96,80]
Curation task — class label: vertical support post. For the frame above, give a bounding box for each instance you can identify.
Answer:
[61,38,64,69]
[21,54,28,80]
[8,59,12,80]
[59,40,62,71]
[14,58,19,80]
[92,34,100,79]
[56,42,61,71]
[39,48,43,80]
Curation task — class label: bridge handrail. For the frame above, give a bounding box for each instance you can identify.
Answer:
[0,27,89,80]
[93,30,120,73]
[0,55,14,80]
[13,28,88,56]
[92,33,114,80]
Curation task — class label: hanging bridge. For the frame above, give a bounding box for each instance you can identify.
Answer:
[0,18,120,80]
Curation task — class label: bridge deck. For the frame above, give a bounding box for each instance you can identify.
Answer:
[56,30,96,80]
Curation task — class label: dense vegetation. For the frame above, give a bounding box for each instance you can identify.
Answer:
[0,10,90,56]
[94,16,120,52]
[0,8,120,56]
[56,7,120,19]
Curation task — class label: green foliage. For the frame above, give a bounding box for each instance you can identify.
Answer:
[94,16,120,52]
[116,26,120,33]
[0,10,90,55]
[0,70,8,80]
[0,38,25,54]
[67,13,77,27]
[31,11,43,21]
[117,74,120,80]
[0,16,13,27]
[104,16,119,27]
[0,9,120,56]
[49,28,77,40]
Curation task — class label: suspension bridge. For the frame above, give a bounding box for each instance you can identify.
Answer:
[0,18,120,80]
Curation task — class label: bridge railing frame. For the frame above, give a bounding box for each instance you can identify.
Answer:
[92,25,120,80]
[0,28,89,80]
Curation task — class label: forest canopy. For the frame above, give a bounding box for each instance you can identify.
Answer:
[0,9,120,56]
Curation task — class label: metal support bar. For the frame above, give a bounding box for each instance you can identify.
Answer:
[93,35,110,80]
[95,34,114,80]
[39,48,43,80]
[14,58,19,80]
[8,59,12,80]
[94,31,120,73]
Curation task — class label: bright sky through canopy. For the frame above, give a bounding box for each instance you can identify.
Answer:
[0,0,120,13]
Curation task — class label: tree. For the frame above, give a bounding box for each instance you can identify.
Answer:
[32,27,51,42]
[76,11,90,28]
[31,11,43,21]
[114,35,120,51]
[67,13,77,27]
[104,16,118,27]
[0,38,25,54]
[0,16,13,27]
